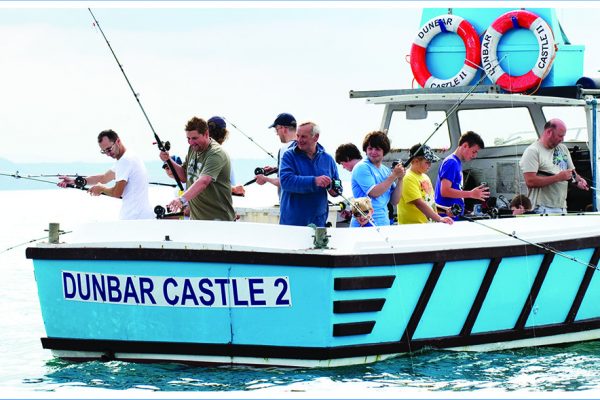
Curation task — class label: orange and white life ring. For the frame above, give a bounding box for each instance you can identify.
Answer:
[481,10,556,93]
[410,14,481,88]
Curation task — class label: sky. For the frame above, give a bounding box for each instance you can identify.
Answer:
[1,2,600,164]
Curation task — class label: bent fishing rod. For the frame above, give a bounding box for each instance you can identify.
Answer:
[223,117,277,161]
[88,8,184,192]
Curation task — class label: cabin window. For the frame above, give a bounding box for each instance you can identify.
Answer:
[457,107,537,148]
[387,110,451,150]
[542,106,588,142]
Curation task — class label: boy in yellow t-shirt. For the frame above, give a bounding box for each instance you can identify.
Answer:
[397,144,453,225]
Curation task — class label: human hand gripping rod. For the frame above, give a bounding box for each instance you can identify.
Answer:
[88,8,184,192]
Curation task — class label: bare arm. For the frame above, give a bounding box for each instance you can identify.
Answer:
[368,164,405,198]
[168,175,212,211]
[523,170,572,188]
[159,151,187,183]
[58,170,114,188]
[255,175,280,187]
[89,179,126,198]
[412,198,453,224]
[440,179,489,201]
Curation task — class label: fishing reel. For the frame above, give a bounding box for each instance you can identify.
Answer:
[450,203,463,217]
[391,160,402,168]
[254,166,278,176]
[74,176,87,188]
[154,205,167,219]
[328,179,343,195]
[157,140,171,152]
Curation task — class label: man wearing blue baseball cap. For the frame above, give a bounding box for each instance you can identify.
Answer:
[255,113,297,191]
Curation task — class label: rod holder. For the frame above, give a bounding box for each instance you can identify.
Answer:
[48,223,60,244]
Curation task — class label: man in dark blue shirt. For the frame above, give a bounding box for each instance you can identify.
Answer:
[279,121,341,227]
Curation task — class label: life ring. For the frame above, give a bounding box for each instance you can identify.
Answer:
[410,14,481,88]
[481,10,556,93]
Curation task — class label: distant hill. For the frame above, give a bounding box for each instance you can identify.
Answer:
[0,157,273,190]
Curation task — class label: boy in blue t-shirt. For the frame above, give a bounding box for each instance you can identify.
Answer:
[434,131,489,217]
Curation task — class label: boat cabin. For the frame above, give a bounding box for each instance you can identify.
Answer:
[350,85,600,214]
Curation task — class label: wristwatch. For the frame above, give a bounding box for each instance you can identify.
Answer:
[179,196,189,206]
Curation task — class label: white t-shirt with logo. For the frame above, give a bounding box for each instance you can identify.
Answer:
[111,151,154,220]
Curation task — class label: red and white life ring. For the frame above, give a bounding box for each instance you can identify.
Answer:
[481,10,556,93]
[410,14,481,88]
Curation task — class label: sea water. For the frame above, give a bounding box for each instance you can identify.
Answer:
[2,189,600,397]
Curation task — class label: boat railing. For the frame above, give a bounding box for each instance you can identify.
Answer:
[350,85,600,102]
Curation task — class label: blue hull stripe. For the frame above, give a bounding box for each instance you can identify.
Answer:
[460,258,501,336]
[567,247,600,323]
[402,261,445,341]
[515,253,554,330]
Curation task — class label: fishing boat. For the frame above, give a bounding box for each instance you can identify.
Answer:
[26,7,600,367]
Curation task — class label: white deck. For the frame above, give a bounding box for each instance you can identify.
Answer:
[35,213,600,256]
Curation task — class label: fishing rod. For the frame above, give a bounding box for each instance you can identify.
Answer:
[149,181,177,188]
[0,231,72,255]
[0,172,87,190]
[0,172,117,199]
[243,167,278,186]
[24,174,80,178]
[223,117,277,161]
[400,57,508,169]
[87,8,184,192]
[462,215,600,272]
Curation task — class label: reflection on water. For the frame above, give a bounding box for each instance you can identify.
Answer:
[28,342,600,393]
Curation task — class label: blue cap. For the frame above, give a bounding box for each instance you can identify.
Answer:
[208,116,226,130]
[268,113,296,129]
[163,155,182,168]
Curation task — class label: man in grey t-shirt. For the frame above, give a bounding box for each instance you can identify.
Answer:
[519,118,588,214]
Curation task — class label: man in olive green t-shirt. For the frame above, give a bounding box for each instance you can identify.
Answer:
[160,116,235,221]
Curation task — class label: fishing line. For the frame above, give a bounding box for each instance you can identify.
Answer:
[400,62,503,168]
[223,117,276,161]
[88,8,184,192]
[0,230,72,255]
[462,215,600,272]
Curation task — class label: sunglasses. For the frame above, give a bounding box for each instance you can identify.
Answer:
[353,209,370,218]
[100,142,117,155]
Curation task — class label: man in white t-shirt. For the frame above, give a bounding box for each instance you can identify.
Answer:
[58,129,154,220]
[520,118,589,214]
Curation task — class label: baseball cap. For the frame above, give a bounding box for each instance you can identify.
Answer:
[208,116,226,130]
[162,155,182,169]
[268,113,296,129]
[409,144,440,163]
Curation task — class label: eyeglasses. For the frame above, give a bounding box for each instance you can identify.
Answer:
[353,209,370,218]
[100,142,117,155]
